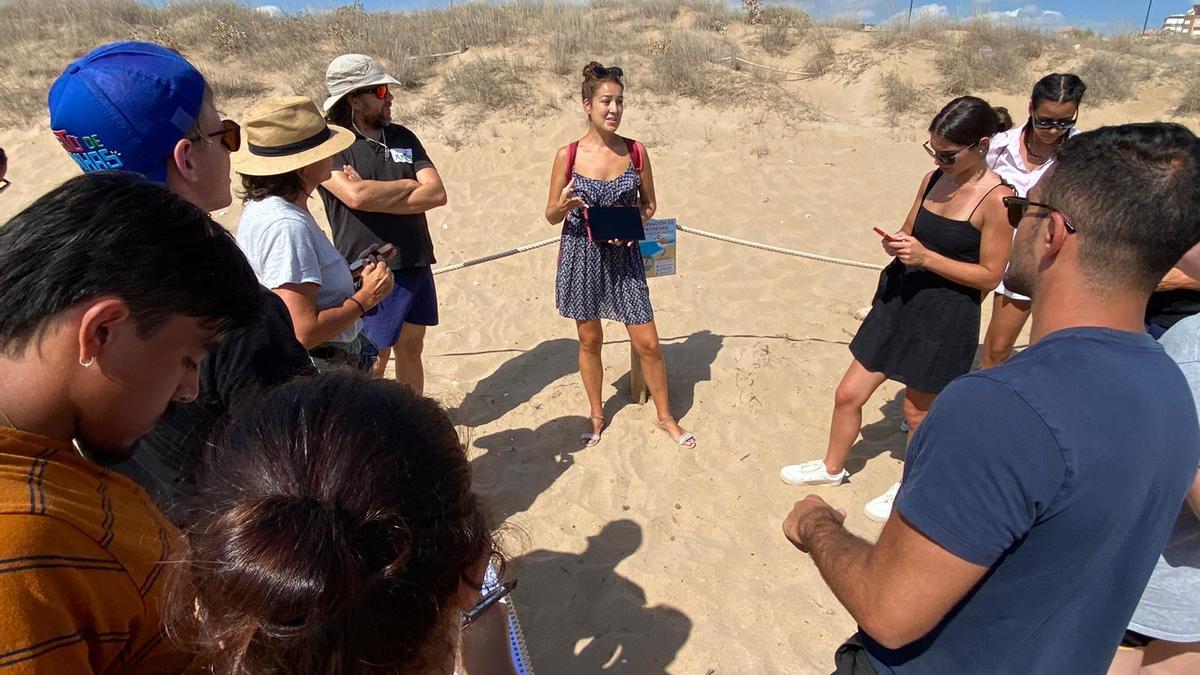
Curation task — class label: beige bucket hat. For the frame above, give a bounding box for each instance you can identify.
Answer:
[323,54,401,113]
[232,96,354,176]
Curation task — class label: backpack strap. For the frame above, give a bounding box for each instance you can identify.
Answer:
[565,141,579,181]
[624,137,643,174]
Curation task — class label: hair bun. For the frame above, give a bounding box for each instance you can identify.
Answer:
[582,61,604,80]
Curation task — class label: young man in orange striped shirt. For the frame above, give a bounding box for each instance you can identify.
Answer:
[0,173,261,672]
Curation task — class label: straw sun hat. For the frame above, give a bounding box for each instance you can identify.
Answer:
[231,96,354,176]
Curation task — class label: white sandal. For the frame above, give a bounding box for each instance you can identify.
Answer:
[580,415,604,447]
[658,420,697,448]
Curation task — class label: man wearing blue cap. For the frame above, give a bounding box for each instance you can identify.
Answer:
[49,42,315,520]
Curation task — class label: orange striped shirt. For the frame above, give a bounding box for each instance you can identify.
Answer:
[0,427,184,673]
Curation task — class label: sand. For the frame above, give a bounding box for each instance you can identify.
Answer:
[0,29,1191,673]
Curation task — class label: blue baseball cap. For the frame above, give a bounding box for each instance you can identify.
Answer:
[48,41,207,184]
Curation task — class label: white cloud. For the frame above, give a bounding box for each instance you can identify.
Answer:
[255,5,283,17]
[982,4,1065,26]
[887,3,950,24]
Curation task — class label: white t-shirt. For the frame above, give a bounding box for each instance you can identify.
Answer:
[986,124,1081,197]
[236,196,360,344]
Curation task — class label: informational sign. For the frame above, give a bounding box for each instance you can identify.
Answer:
[640,218,677,278]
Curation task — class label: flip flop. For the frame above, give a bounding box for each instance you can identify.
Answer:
[658,420,697,448]
[580,415,604,447]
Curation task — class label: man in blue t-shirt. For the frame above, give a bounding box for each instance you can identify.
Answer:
[783,123,1200,674]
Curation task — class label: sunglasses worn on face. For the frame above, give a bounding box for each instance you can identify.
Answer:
[1003,195,1077,233]
[355,84,390,100]
[923,140,978,165]
[1031,114,1077,131]
[202,119,241,152]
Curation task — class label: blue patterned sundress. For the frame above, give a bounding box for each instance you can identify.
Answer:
[555,165,654,325]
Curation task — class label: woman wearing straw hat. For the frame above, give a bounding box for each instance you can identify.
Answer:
[233,96,394,372]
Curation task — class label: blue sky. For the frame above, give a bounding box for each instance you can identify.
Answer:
[248,1,1176,33]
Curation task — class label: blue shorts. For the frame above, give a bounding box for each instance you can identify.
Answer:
[362,266,438,348]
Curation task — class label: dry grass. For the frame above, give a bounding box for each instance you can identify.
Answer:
[805,30,837,77]
[756,5,811,56]
[1076,53,1141,103]
[935,19,1049,95]
[872,19,948,50]
[1175,80,1200,118]
[441,56,528,114]
[879,71,921,125]
[649,29,735,99]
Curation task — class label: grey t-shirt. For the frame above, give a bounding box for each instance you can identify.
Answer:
[235,196,360,344]
[1129,314,1200,641]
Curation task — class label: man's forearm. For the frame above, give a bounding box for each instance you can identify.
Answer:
[352,179,420,212]
[802,514,878,626]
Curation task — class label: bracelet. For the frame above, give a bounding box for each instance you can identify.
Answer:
[348,296,367,317]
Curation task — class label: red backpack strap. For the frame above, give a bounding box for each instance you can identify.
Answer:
[624,137,643,173]
[565,141,579,181]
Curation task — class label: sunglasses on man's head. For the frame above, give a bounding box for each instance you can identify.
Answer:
[1002,195,1077,233]
[1031,114,1077,131]
[922,140,978,165]
[354,83,390,100]
[202,119,241,152]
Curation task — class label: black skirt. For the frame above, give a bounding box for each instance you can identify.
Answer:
[850,260,983,394]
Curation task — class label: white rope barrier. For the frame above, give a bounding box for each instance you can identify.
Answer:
[431,236,561,275]
[714,56,816,78]
[676,224,885,271]
[429,227,884,275]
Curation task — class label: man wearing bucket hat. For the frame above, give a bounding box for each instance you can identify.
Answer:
[48,41,315,520]
[319,54,447,394]
[232,95,395,373]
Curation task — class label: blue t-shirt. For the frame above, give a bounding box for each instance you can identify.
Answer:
[865,327,1200,674]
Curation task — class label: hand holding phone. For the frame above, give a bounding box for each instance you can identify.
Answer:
[873,227,901,243]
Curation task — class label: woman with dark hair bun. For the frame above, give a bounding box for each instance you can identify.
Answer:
[544,61,696,449]
[167,373,516,674]
[780,96,1014,523]
[980,73,1086,368]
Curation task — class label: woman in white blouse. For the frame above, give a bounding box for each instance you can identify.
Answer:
[979,73,1086,369]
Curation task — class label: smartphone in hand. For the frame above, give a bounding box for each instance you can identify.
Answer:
[873,227,901,243]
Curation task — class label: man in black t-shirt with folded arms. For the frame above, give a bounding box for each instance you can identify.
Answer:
[319,54,448,394]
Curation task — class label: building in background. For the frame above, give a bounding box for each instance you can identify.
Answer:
[1163,4,1200,36]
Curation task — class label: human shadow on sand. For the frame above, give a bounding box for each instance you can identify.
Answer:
[452,338,579,428]
[455,330,724,430]
[471,415,591,527]
[511,520,692,674]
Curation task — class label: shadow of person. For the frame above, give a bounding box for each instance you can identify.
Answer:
[471,415,590,527]
[844,388,907,476]
[511,520,692,674]
[453,338,579,428]
[606,330,724,420]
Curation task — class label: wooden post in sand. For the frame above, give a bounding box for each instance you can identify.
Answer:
[630,347,648,404]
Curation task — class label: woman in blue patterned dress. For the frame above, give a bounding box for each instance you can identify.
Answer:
[544,62,696,449]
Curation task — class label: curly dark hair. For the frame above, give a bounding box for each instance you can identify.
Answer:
[167,373,497,674]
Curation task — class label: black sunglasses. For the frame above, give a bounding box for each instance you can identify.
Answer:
[0,179,8,194]
[594,65,623,78]
[1031,114,1077,131]
[354,83,390,100]
[923,140,979,165]
[203,119,241,152]
[1003,196,1077,233]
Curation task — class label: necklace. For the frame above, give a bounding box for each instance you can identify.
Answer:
[1023,127,1058,164]
[0,407,86,458]
[353,120,387,152]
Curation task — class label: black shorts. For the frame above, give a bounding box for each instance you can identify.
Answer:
[1120,629,1157,649]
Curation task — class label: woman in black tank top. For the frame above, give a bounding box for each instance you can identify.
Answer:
[780,97,1014,520]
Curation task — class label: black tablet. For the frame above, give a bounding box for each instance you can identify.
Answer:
[588,206,645,241]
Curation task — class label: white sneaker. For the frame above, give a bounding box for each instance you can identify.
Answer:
[779,459,848,486]
[865,482,901,523]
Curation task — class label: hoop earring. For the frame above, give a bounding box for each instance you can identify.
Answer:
[79,356,95,368]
